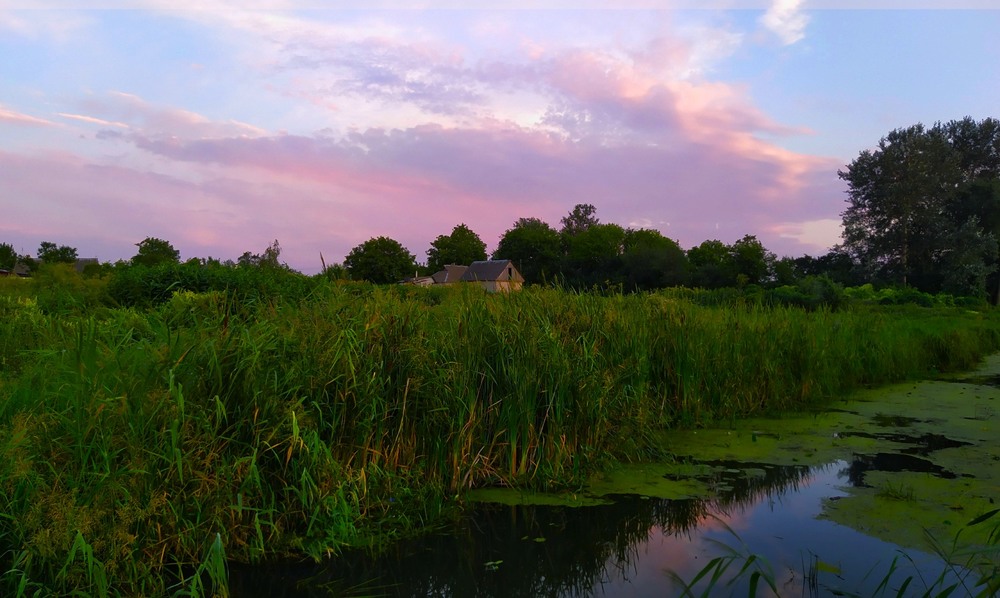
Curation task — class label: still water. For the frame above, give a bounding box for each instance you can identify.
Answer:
[230,455,976,597]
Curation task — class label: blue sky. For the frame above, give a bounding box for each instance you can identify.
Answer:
[2,3,998,272]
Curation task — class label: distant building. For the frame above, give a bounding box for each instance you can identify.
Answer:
[431,264,469,285]
[460,260,524,293]
[414,260,524,292]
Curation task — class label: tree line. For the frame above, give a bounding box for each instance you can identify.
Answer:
[4,116,997,300]
[340,205,859,292]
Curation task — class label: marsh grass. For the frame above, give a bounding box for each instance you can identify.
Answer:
[1,283,999,594]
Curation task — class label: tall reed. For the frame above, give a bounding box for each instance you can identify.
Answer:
[1,283,998,594]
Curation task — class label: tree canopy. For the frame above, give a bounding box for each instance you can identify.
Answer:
[37,241,78,265]
[237,240,287,270]
[560,203,599,237]
[621,228,689,290]
[493,217,562,284]
[840,117,1000,298]
[426,224,487,273]
[132,237,180,267]
[345,236,417,284]
[0,243,16,271]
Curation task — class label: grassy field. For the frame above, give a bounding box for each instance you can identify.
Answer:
[2,275,999,595]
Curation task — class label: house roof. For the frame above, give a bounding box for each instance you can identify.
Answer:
[460,259,524,283]
[431,264,468,284]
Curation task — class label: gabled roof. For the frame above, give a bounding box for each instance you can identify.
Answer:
[432,264,468,284]
[460,259,524,283]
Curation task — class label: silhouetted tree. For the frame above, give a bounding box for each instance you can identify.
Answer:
[132,237,180,267]
[493,218,562,284]
[560,203,599,237]
[426,224,487,272]
[345,236,417,284]
[37,241,77,264]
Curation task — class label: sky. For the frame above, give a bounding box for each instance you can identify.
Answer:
[2,2,999,274]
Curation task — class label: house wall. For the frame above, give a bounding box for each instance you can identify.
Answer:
[479,280,522,293]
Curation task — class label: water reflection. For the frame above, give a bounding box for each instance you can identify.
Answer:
[229,456,969,597]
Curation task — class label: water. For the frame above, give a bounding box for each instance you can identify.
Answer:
[229,458,978,597]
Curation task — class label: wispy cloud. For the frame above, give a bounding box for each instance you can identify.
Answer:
[0,105,57,127]
[759,0,809,45]
[78,91,268,138]
[56,112,129,128]
[0,8,849,269]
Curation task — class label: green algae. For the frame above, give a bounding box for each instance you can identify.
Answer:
[651,354,1000,555]
[463,487,613,507]
[466,354,1000,557]
[821,470,998,550]
[586,462,711,500]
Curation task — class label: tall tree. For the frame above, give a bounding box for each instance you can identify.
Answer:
[840,124,962,289]
[621,228,688,290]
[563,222,626,287]
[729,234,773,286]
[132,237,180,267]
[841,118,1000,297]
[37,241,78,264]
[560,203,599,237]
[426,224,487,272]
[345,236,417,284]
[493,217,562,284]
[687,239,736,289]
[0,243,16,270]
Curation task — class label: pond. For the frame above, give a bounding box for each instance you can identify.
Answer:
[229,359,1000,597]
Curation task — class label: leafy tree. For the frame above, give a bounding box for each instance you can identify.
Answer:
[621,228,688,290]
[793,249,861,287]
[493,218,562,284]
[772,256,798,287]
[840,117,1000,297]
[563,222,626,287]
[841,124,961,289]
[0,243,16,270]
[345,236,417,284]
[37,241,78,264]
[729,234,773,286]
[426,224,487,273]
[132,237,180,267]
[560,203,599,237]
[687,240,736,289]
[945,116,1000,179]
[237,240,286,269]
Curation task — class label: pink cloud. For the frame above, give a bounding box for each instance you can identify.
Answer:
[0,105,57,127]
[2,15,849,271]
[107,105,842,264]
[75,91,267,139]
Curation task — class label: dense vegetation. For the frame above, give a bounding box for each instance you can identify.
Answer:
[2,265,1000,595]
[1,116,997,595]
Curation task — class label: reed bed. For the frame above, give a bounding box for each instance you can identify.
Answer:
[1,283,998,595]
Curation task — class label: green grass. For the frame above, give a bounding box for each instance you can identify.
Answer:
[2,280,1000,594]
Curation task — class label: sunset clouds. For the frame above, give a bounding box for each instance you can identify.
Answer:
[2,7,998,272]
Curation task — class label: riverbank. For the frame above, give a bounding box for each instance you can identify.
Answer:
[2,284,999,595]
